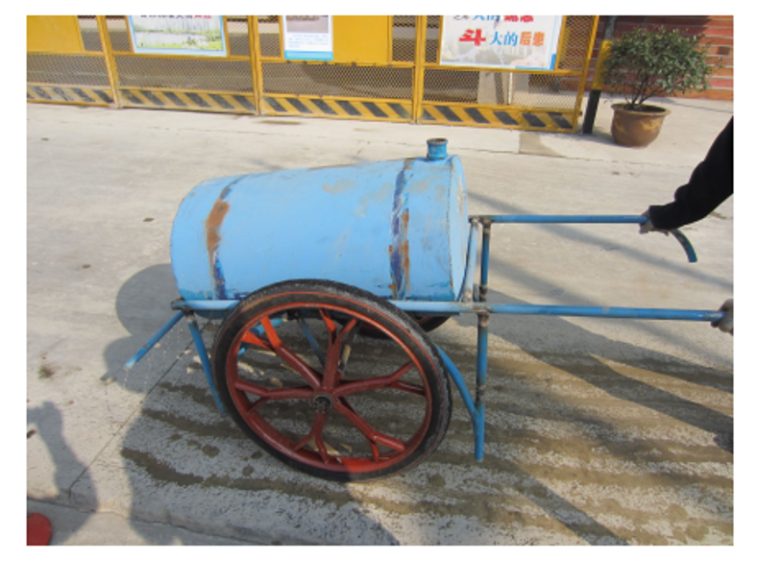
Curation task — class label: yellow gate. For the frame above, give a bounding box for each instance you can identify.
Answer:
[256,16,416,122]
[101,16,258,114]
[27,16,116,106]
[27,15,599,133]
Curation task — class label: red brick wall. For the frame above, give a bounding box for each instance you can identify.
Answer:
[586,15,733,100]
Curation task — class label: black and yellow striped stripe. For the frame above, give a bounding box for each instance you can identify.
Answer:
[27,85,575,132]
[118,88,257,113]
[261,95,413,122]
[421,103,575,132]
[27,84,114,105]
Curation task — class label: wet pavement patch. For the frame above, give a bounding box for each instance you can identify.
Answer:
[122,447,205,487]
[38,364,56,379]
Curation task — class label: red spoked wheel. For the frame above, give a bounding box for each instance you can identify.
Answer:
[212,280,451,482]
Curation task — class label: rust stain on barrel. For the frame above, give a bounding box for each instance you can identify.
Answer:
[389,159,414,299]
[206,199,230,257]
[206,196,231,298]
[388,208,411,298]
[400,209,411,287]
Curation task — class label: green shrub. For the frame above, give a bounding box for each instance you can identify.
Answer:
[602,26,715,110]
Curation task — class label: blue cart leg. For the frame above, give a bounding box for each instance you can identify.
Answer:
[184,313,227,415]
[479,221,492,302]
[124,311,185,370]
[435,312,490,463]
[474,312,489,461]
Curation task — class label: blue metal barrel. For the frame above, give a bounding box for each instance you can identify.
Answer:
[170,139,469,306]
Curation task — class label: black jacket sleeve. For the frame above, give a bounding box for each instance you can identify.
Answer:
[648,117,733,230]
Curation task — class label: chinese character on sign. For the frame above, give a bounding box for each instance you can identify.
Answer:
[503,32,518,47]
[532,32,545,47]
[520,32,532,46]
[503,15,534,23]
[459,28,486,46]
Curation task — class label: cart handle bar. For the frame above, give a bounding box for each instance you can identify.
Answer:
[470,215,697,263]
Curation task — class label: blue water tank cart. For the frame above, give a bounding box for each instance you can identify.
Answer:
[125,139,725,482]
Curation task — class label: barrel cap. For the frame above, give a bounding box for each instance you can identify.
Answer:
[427,138,448,160]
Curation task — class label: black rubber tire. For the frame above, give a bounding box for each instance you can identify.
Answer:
[211,279,452,482]
[413,315,450,333]
[354,313,449,340]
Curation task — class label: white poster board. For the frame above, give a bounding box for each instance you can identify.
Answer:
[127,16,227,57]
[283,16,333,61]
[440,15,563,71]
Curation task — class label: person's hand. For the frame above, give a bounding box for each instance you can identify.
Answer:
[711,299,733,335]
[639,210,669,235]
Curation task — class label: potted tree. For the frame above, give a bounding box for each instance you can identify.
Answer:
[602,26,715,147]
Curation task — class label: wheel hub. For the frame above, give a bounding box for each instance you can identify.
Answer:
[312,393,334,413]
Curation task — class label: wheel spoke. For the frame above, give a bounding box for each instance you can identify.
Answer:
[389,380,426,396]
[338,397,381,461]
[322,314,358,389]
[260,316,322,389]
[240,330,273,351]
[334,361,414,397]
[319,308,338,333]
[246,398,268,414]
[339,320,362,373]
[233,379,313,400]
[333,399,405,452]
[292,412,331,463]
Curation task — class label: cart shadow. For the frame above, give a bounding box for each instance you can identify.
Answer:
[102,263,187,394]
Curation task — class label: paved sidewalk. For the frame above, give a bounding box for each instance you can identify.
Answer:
[27,96,734,545]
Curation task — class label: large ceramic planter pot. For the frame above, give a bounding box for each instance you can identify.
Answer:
[611,103,671,147]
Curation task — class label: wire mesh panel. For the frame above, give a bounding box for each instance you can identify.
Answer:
[258,16,281,57]
[115,56,253,91]
[392,16,416,62]
[106,16,132,52]
[227,17,250,57]
[78,16,102,51]
[557,16,596,71]
[27,53,110,87]
[424,16,441,63]
[262,63,413,99]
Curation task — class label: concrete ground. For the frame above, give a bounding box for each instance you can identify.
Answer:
[26,96,737,546]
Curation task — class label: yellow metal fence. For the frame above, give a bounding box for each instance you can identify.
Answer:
[27,16,599,133]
